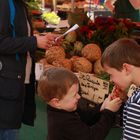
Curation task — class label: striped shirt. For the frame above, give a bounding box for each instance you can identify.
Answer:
[123,87,140,140]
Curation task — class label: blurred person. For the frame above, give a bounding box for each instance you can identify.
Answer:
[105,0,140,22]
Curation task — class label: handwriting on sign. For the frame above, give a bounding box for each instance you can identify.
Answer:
[103,81,109,90]
[80,82,99,91]
[77,72,109,104]
[79,74,100,86]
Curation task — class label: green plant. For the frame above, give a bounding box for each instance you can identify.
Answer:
[26,0,41,10]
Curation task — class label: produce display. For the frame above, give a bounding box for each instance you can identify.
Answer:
[38,15,135,76]
[39,29,105,76]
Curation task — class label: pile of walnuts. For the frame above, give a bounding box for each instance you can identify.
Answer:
[39,42,105,75]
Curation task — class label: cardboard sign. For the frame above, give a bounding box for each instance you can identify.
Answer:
[128,84,137,97]
[78,72,109,104]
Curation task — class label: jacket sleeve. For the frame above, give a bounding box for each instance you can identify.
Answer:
[76,99,115,140]
[77,98,102,126]
[0,0,37,54]
[64,109,115,140]
[89,109,115,140]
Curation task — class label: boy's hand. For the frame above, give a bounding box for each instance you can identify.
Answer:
[104,95,122,112]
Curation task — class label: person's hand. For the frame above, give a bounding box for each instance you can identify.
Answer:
[35,35,48,49]
[35,33,59,49]
[104,95,122,112]
[45,32,59,46]
[100,97,108,111]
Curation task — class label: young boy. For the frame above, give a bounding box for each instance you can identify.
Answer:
[101,37,140,140]
[38,67,122,140]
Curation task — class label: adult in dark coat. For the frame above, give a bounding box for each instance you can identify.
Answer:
[105,0,140,22]
[0,0,57,139]
[114,0,140,22]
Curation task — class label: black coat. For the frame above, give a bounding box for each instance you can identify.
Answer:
[47,103,115,140]
[0,0,37,128]
[114,0,140,22]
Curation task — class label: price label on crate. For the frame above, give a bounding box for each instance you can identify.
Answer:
[35,63,44,81]
[128,84,137,97]
[78,72,109,104]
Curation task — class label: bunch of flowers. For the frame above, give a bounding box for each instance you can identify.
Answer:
[42,11,60,25]
[79,16,136,51]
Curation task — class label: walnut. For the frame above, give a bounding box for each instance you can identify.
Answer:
[81,43,101,62]
[44,64,55,70]
[52,58,72,70]
[93,59,105,75]
[72,57,92,73]
[45,46,65,64]
[70,56,80,63]
[70,56,80,70]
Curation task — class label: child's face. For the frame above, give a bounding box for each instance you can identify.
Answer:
[59,83,81,112]
[104,64,132,91]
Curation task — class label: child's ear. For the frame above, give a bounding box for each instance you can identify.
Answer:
[123,63,133,75]
[49,98,60,108]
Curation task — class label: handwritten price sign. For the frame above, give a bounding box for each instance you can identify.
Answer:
[78,72,109,104]
[128,84,137,97]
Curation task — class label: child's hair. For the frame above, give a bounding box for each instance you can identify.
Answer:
[38,67,79,102]
[101,38,140,70]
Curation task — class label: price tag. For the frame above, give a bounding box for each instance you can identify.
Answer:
[128,84,137,97]
[78,72,109,104]
[35,63,44,81]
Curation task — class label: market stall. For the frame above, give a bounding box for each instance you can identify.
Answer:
[26,0,139,103]
[27,0,140,133]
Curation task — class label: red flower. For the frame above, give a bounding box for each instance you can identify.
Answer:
[95,17,105,25]
[79,16,135,51]
[88,21,96,30]
[108,25,116,32]
[107,17,115,25]
[87,31,94,39]
[80,26,90,34]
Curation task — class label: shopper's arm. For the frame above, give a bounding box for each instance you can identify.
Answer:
[63,108,115,140]
[0,0,37,54]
